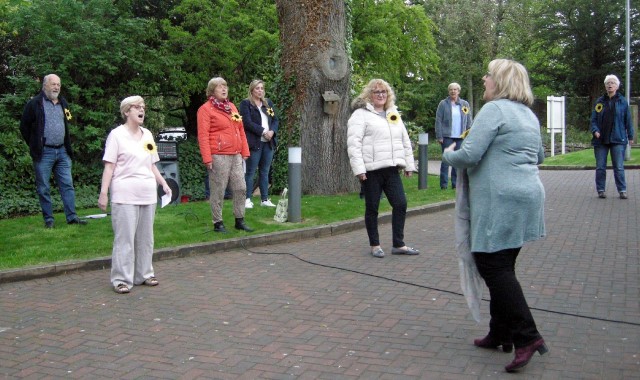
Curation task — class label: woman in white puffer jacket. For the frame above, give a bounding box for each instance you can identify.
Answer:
[347,79,419,258]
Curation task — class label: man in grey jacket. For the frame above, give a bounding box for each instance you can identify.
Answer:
[435,83,473,189]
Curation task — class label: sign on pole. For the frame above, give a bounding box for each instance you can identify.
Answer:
[546,96,566,157]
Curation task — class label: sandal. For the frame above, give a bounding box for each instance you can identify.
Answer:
[143,277,159,286]
[114,283,130,294]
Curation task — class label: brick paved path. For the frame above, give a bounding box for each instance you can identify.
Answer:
[0,168,638,379]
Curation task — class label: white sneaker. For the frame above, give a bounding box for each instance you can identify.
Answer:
[260,199,276,207]
[245,198,254,209]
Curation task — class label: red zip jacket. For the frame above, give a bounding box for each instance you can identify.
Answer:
[197,101,250,165]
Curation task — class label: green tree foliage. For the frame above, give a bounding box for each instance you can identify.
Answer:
[423,0,537,115]
[351,0,438,85]
[350,0,439,133]
[0,0,163,217]
[534,0,639,101]
[159,0,279,135]
[1,0,637,216]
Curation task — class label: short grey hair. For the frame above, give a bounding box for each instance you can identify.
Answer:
[206,77,227,98]
[604,75,620,86]
[120,95,144,119]
[42,74,60,89]
[448,82,461,91]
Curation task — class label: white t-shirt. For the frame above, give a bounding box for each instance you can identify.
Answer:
[260,108,270,142]
[451,103,462,138]
[103,125,160,205]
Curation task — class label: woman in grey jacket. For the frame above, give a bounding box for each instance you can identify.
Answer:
[347,79,419,258]
[443,59,547,373]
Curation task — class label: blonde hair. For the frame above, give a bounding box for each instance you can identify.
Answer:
[448,82,461,91]
[604,75,620,86]
[247,79,265,105]
[120,95,144,119]
[486,59,534,106]
[206,77,227,98]
[352,78,396,110]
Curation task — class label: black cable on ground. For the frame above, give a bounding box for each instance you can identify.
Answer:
[239,241,640,328]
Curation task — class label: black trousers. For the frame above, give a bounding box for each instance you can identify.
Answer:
[362,166,407,247]
[473,248,542,348]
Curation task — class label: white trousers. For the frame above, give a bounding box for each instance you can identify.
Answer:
[110,203,156,288]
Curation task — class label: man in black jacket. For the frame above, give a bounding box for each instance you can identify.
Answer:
[20,74,87,228]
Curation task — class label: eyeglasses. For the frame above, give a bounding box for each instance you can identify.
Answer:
[131,104,146,110]
[373,90,387,96]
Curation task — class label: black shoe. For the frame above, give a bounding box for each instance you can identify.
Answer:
[67,217,87,225]
[235,218,254,232]
[44,221,54,229]
[213,221,227,233]
[598,191,606,199]
[441,187,447,190]
[620,192,628,199]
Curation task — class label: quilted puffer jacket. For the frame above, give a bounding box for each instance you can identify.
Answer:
[347,99,416,176]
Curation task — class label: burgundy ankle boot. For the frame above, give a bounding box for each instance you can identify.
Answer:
[505,338,548,372]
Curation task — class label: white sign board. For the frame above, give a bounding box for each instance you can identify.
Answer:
[546,96,566,156]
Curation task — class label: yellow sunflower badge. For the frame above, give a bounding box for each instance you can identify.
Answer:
[462,106,469,115]
[64,108,73,121]
[231,112,242,122]
[595,103,603,113]
[266,107,275,117]
[143,140,157,154]
[460,128,471,139]
[386,111,401,124]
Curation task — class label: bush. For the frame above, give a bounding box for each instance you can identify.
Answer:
[176,140,208,201]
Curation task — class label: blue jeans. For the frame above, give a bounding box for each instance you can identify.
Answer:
[34,146,78,223]
[245,142,274,201]
[362,166,407,248]
[440,137,463,189]
[594,144,626,192]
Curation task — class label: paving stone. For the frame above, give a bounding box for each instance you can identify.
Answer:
[0,167,638,379]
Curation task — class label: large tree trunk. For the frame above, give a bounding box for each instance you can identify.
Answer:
[275,0,358,195]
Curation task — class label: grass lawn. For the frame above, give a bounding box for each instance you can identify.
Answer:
[0,174,454,270]
[541,146,640,166]
[5,147,637,271]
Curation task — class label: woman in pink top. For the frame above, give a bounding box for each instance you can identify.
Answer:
[98,96,172,294]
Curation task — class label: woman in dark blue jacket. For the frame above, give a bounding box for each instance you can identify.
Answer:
[590,74,634,199]
[239,80,279,208]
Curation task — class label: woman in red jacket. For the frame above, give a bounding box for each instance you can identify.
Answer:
[197,77,253,233]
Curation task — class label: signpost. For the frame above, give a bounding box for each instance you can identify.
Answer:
[546,96,566,157]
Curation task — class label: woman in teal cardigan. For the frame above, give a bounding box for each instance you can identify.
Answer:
[443,59,547,373]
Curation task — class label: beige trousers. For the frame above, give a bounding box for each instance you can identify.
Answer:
[208,154,246,224]
[110,203,156,288]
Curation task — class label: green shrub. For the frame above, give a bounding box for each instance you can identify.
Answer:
[176,140,208,201]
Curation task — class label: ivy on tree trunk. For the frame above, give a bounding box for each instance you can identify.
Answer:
[275,0,359,195]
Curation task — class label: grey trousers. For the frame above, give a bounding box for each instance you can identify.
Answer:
[208,154,246,224]
[110,203,156,288]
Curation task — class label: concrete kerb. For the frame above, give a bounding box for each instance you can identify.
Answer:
[539,164,640,170]
[0,200,455,285]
